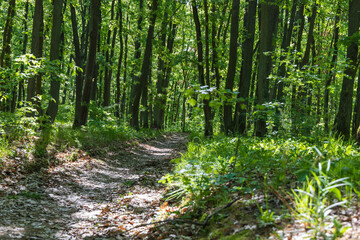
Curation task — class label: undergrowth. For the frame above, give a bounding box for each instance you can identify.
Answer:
[0,104,162,174]
[160,135,360,238]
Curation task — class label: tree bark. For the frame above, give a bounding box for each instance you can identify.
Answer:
[45,0,64,123]
[192,0,213,136]
[103,0,116,107]
[254,0,279,137]
[71,3,85,128]
[334,0,360,139]
[78,0,101,127]
[130,0,158,129]
[234,0,257,134]
[223,0,240,134]
[324,4,340,132]
[26,0,44,112]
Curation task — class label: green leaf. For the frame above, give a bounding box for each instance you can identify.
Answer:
[188,98,197,107]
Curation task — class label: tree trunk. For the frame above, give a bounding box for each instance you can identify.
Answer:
[71,3,85,128]
[115,1,123,118]
[234,0,257,134]
[254,0,279,137]
[192,0,213,136]
[0,0,16,112]
[26,0,44,112]
[153,12,177,129]
[45,0,64,123]
[103,0,116,107]
[273,0,297,131]
[130,0,158,129]
[324,4,340,132]
[18,0,30,106]
[334,0,360,139]
[120,17,129,118]
[223,0,240,134]
[129,0,143,115]
[78,0,101,127]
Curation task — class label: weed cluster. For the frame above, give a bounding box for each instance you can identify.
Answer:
[160,135,360,238]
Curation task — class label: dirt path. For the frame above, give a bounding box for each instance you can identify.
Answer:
[0,133,188,239]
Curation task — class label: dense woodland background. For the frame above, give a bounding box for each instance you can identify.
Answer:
[0,0,359,139]
[2,0,360,238]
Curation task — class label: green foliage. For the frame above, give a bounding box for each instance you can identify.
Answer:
[291,161,351,238]
[160,134,360,235]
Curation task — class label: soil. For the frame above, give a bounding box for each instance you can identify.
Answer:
[0,133,189,239]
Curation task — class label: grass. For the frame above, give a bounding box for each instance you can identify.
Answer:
[159,134,360,238]
[0,104,163,174]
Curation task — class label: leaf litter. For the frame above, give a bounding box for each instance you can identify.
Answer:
[0,133,190,239]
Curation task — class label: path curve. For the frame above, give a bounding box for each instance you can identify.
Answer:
[0,133,188,239]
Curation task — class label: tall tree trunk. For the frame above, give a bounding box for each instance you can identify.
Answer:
[296,3,317,133]
[18,0,30,106]
[223,0,240,134]
[153,14,177,129]
[0,0,15,68]
[45,0,64,123]
[78,0,101,127]
[115,1,124,118]
[129,0,143,114]
[234,0,257,134]
[334,0,360,139]
[130,0,158,129]
[254,0,279,137]
[324,4,340,132]
[0,0,16,112]
[120,17,129,118]
[273,0,297,130]
[71,3,85,128]
[26,0,44,112]
[103,0,116,107]
[192,0,213,136]
[290,4,304,132]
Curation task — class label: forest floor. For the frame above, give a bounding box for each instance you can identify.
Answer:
[1,132,360,239]
[0,133,193,239]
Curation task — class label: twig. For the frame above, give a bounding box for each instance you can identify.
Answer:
[267,185,295,214]
[125,219,203,232]
[127,196,242,231]
[202,196,241,226]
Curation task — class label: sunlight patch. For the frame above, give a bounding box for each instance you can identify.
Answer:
[0,226,25,238]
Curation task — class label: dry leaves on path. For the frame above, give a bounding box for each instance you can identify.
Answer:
[0,133,190,239]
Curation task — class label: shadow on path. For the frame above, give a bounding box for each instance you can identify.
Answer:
[0,133,188,239]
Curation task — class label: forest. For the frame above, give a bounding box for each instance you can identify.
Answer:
[1,0,360,239]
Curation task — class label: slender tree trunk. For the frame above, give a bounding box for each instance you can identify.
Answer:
[46,0,64,123]
[0,0,16,111]
[115,1,124,118]
[273,0,297,130]
[234,0,257,134]
[71,3,85,128]
[26,0,44,112]
[120,17,129,119]
[0,0,15,68]
[334,0,360,139]
[192,0,213,136]
[103,0,116,107]
[254,0,279,137]
[223,0,240,134]
[129,0,143,114]
[153,15,177,129]
[18,0,30,106]
[290,4,304,132]
[130,0,158,129]
[78,0,101,127]
[324,4,340,132]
